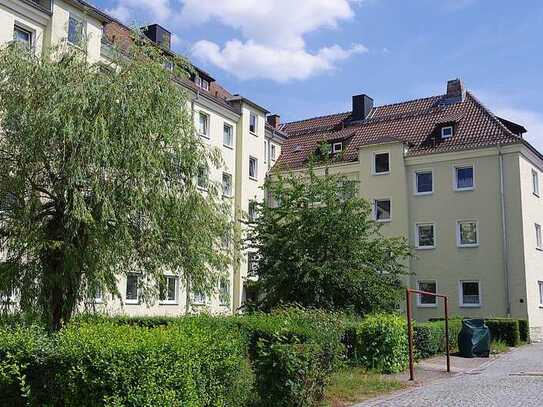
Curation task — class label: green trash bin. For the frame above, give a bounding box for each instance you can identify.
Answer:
[458,319,490,358]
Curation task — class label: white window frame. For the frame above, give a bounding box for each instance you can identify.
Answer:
[248,200,257,222]
[223,123,233,148]
[67,13,85,47]
[192,290,207,305]
[416,280,438,308]
[374,198,391,223]
[332,142,343,154]
[456,220,479,248]
[372,151,390,175]
[219,277,230,306]
[198,112,209,138]
[539,281,543,307]
[222,172,233,198]
[264,140,268,163]
[536,223,542,251]
[270,144,277,161]
[415,223,436,249]
[93,287,103,304]
[249,112,257,135]
[159,275,178,305]
[453,164,475,191]
[459,280,482,308]
[196,77,209,91]
[533,169,540,197]
[197,166,208,190]
[414,169,434,195]
[441,126,453,139]
[125,274,139,304]
[249,156,258,180]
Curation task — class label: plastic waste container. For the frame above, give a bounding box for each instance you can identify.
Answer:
[458,319,490,358]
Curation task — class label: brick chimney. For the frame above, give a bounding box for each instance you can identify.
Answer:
[446,79,465,101]
[352,94,373,121]
[267,114,281,128]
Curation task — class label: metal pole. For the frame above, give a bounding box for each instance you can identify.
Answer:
[406,288,415,381]
[444,296,450,373]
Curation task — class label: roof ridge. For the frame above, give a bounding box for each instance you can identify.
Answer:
[374,94,443,110]
[282,111,351,127]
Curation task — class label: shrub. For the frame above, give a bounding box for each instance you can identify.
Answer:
[485,319,520,347]
[349,314,408,374]
[518,319,529,343]
[0,321,254,406]
[413,323,442,359]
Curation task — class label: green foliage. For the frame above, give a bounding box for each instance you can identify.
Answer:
[0,40,232,330]
[348,314,408,374]
[0,321,254,406]
[518,319,529,343]
[413,319,463,359]
[485,319,520,347]
[246,160,411,314]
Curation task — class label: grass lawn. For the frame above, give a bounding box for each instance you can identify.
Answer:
[322,367,407,407]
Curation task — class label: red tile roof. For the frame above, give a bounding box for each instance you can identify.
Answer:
[276,92,528,170]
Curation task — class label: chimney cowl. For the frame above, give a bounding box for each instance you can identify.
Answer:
[267,114,280,128]
[446,79,465,101]
[352,94,374,121]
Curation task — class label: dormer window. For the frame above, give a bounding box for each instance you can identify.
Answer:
[196,77,209,91]
[441,125,454,139]
[332,142,343,153]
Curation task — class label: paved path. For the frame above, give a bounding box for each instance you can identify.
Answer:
[357,343,543,407]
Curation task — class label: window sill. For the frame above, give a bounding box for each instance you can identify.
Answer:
[460,304,481,308]
[223,194,233,199]
[376,219,391,223]
[417,304,438,308]
[372,171,390,176]
[416,246,435,250]
[223,144,234,150]
[458,244,480,248]
[536,247,543,252]
[192,302,207,306]
[249,131,258,136]
[533,192,540,198]
[249,176,258,181]
[199,133,210,140]
[159,301,178,306]
[414,191,433,196]
[125,300,139,305]
[197,186,208,192]
[454,187,475,192]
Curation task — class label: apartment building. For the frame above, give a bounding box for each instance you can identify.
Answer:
[0,0,286,315]
[276,79,543,339]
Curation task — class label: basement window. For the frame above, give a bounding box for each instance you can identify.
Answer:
[441,126,454,139]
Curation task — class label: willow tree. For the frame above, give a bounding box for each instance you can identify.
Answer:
[0,41,232,330]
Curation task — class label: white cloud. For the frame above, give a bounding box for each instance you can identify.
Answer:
[107,0,365,82]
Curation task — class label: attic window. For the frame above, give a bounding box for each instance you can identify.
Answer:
[441,126,454,139]
[196,77,209,91]
[332,142,343,153]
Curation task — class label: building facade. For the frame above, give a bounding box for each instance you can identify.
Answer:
[276,79,543,339]
[0,0,286,316]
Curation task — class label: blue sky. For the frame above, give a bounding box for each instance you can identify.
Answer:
[93,0,543,152]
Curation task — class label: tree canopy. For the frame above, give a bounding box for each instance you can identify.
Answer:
[246,158,411,315]
[0,42,232,330]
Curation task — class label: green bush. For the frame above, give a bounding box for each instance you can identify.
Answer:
[518,319,529,343]
[485,319,520,347]
[413,319,462,358]
[349,314,408,374]
[0,321,254,406]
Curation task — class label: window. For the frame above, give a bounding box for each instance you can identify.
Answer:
[374,199,391,222]
[164,60,174,71]
[192,290,206,305]
[533,169,540,197]
[249,156,258,179]
[441,126,453,139]
[0,289,15,305]
[454,165,474,191]
[415,170,433,195]
[219,277,230,306]
[198,112,209,137]
[249,112,257,134]
[247,252,259,276]
[264,140,268,163]
[222,173,232,197]
[197,166,208,189]
[536,224,542,250]
[459,281,481,307]
[68,14,84,46]
[13,25,32,49]
[539,281,543,306]
[270,144,277,161]
[196,77,209,91]
[457,220,479,247]
[332,142,343,153]
[416,223,435,249]
[417,281,437,307]
[374,152,390,174]
[223,124,233,147]
[93,288,103,304]
[159,276,178,304]
[248,201,257,222]
[125,274,139,304]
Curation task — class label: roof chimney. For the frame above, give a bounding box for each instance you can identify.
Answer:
[352,94,374,121]
[141,24,172,50]
[267,114,280,128]
[446,79,465,101]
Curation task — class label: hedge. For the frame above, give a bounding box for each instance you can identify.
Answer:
[485,319,520,347]
[518,319,529,343]
[413,319,463,359]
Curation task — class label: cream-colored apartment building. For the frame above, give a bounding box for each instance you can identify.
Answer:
[277,80,543,339]
[0,0,286,316]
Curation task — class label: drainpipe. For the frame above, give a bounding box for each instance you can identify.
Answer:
[498,144,511,316]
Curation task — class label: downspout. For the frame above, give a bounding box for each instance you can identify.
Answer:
[498,143,511,316]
